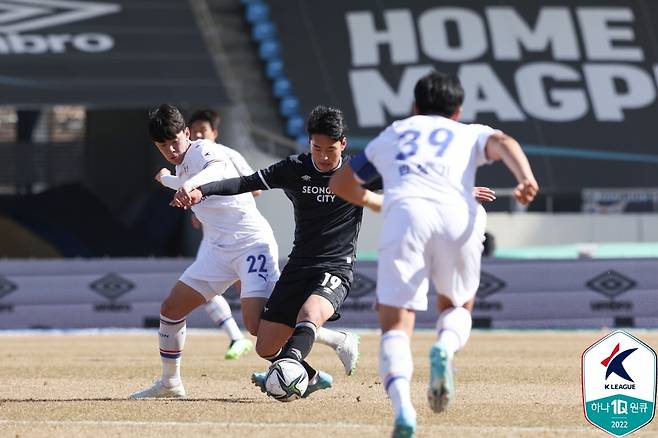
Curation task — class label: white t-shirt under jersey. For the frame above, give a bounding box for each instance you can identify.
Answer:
[172,139,274,247]
[219,144,255,177]
[364,114,496,211]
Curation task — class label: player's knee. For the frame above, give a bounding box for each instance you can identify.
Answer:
[255,338,278,359]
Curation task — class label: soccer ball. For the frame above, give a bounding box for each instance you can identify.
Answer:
[265,358,309,402]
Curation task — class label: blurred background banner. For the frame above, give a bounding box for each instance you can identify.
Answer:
[1,258,656,329]
[0,0,229,107]
[269,0,658,191]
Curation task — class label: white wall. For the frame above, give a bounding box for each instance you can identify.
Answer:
[256,207,658,255]
[486,213,658,248]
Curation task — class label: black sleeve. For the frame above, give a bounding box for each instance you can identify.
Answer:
[257,156,296,189]
[199,172,267,196]
[364,176,383,192]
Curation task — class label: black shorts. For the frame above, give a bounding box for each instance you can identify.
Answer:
[261,263,353,328]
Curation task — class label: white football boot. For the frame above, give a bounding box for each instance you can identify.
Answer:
[129,379,186,399]
[335,331,360,376]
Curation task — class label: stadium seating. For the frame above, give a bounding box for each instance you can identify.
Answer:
[241,0,306,149]
[258,40,280,61]
[251,21,276,42]
[286,115,305,137]
[272,78,291,98]
[279,96,300,117]
[245,2,269,24]
[264,59,284,80]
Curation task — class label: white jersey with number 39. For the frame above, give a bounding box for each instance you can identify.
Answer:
[364,115,497,211]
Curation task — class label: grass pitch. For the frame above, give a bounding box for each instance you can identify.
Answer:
[1,330,657,437]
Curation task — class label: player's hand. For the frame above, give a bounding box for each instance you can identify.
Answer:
[513,178,539,205]
[473,186,496,202]
[155,168,170,184]
[170,188,203,209]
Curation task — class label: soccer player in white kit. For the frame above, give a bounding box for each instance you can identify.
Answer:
[330,71,538,437]
[188,108,260,360]
[130,104,280,399]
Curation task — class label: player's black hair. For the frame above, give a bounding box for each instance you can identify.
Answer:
[306,105,347,141]
[148,104,186,142]
[188,108,220,131]
[414,71,464,117]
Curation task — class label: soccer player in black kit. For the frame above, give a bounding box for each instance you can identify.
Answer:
[172,105,383,398]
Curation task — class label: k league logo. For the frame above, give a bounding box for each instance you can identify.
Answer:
[582,330,657,437]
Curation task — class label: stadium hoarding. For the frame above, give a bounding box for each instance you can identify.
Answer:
[269,0,658,191]
[0,0,229,107]
[0,258,657,329]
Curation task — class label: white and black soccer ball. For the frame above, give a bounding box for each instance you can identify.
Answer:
[265,358,309,402]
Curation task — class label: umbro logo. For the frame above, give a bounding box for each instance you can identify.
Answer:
[0,0,121,34]
[0,275,17,299]
[89,273,134,301]
[301,175,311,181]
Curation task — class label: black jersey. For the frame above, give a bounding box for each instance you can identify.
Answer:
[199,153,380,268]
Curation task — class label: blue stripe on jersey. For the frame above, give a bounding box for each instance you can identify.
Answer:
[349,151,378,183]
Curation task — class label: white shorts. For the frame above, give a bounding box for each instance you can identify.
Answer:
[376,199,485,311]
[180,237,280,301]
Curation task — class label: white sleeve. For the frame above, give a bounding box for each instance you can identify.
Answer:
[225,148,255,176]
[160,174,182,190]
[182,161,227,191]
[470,124,500,166]
[364,124,397,164]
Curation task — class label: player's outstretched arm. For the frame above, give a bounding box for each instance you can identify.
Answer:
[484,132,539,205]
[330,165,383,212]
[155,168,183,190]
[172,172,268,208]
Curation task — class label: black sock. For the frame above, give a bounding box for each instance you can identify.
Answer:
[280,321,317,362]
[300,360,317,381]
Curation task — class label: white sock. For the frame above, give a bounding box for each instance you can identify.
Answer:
[379,330,416,419]
[437,306,472,359]
[315,327,346,349]
[159,314,186,387]
[205,295,243,342]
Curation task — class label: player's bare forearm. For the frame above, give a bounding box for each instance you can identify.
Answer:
[485,133,538,204]
[330,166,383,212]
